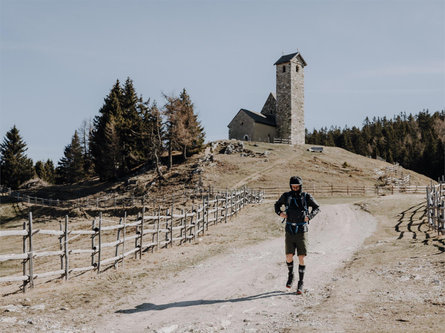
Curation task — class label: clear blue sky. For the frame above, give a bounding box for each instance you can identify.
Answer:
[1,0,444,163]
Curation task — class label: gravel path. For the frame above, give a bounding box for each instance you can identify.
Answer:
[95,204,377,333]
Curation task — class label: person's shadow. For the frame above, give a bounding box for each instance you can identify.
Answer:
[116,290,292,314]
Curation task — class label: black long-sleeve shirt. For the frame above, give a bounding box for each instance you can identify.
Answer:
[274,191,320,223]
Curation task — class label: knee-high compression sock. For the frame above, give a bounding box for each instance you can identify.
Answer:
[298,265,306,281]
[286,261,294,274]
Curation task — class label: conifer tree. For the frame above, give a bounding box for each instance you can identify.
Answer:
[56,131,84,183]
[163,94,181,170]
[44,159,55,183]
[0,126,34,189]
[90,80,124,180]
[35,159,55,183]
[78,119,94,176]
[35,161,46,180]
[120,78,145,173]
[305,110,444,180]
[178,89,205,159]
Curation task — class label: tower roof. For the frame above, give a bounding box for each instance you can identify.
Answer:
[274,52,307,66]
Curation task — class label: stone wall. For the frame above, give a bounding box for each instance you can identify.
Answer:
[252,122,276,143]
[228,111,255,141]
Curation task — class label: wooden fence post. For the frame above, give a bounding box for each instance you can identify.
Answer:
[64,215,69,280]
[114,217,123,268]
[200,199,204,235]
[140,207,145,258]
[231,190,234,218]
[28,212,34,288]
[97,213,102,274]
[216,195,219,224]
[170,199,174,247]
[192,204,196,240]
[122,212,127,268]
[135,212,140,258]
[91,218,96,269]
[22,220,28,293]
[59,220,64,272]
[205,194,209,232]
[181,208,186,244]
[164,208,169,248]
[156,208,160,250]
[225,191,228,223]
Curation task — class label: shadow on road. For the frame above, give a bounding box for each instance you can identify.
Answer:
[116,290,292,314]
[394,200,444,253]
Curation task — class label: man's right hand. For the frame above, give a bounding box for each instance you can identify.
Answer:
[279,212,287,219]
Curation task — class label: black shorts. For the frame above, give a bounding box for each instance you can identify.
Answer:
[285,232,307,256]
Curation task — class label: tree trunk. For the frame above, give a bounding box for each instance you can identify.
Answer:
[154,151,166,181]
[168,140,172,170]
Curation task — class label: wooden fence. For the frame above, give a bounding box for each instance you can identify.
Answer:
[426,181,445,235]
[273,138,291,144]
[261,184,428,199]
[0,187,263,292]
[0,185,233,210]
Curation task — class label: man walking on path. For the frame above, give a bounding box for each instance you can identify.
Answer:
[274,176,320,294]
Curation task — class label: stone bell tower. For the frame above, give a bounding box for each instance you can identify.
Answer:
[274,52,307,145]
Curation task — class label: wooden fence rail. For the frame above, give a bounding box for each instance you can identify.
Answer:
[261,184,428,199]
[426,181,445,235]
[0,185,242,210]
[0,187,263,292]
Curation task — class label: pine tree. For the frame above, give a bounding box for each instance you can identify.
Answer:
[120,78,145,173]
[35,159,55,183]
[178,89,205,159]
[91,80,124,180]
[103,116,121,180]
[35,161,46,180]
[163,94,181,169]
[56,131,85,183]
[44,159,55,183]
[0,126,34,189]
[78,119,94,176]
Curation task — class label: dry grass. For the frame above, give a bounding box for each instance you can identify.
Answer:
[0,141,439,332]
[289,194,445,332]
[202,142,432,190]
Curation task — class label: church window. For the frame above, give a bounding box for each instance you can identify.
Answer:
[240,121,244,126]
[282,66,286,73]
[296,65,299,72]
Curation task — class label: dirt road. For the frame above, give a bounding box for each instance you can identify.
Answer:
[2,195,442,332]
[95,204,376,333]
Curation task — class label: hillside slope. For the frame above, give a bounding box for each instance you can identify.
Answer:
[201,141,433,190]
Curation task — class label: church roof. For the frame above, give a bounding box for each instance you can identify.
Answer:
[274,52,307,66]
[240,109,276,126]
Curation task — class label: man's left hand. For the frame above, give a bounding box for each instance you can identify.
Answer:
[304,216,309,222]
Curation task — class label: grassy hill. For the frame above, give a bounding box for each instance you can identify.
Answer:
[201,141,433,190]
[0,140,434,224]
